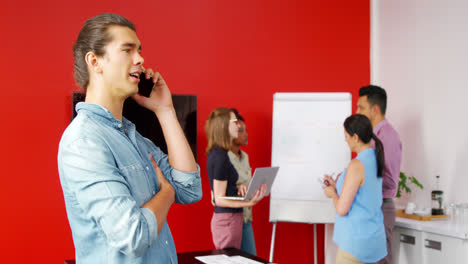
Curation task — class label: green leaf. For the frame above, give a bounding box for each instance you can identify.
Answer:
[397,172,423,198]
[400,172,407,182]
[404,186,411,193]
[409,176,424,189]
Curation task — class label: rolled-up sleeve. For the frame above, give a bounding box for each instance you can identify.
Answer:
[141,144,201,205]
[138,137,202,204]
[59,136,158,257]
[140,207,158,244]
[169,164,202,204]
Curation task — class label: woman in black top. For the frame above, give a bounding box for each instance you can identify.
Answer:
[205,107,266,249]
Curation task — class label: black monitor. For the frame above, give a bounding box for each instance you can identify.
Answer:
[71,92,197,161]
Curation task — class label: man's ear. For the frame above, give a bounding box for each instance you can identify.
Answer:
[371,104,381,117]
[85,52,102,73]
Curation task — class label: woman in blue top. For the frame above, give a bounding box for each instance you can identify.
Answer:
[323,114,387,264]
[205,107,267,250]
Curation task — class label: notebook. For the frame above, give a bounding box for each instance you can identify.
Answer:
[221,166,280,201]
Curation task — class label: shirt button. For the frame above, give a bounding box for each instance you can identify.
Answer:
[165,240,168,245]
[153,191,155,195]
[118,124,122,128]
[146,166,149,170]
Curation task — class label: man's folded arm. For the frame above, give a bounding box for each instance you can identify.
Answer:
[61,137,158,257]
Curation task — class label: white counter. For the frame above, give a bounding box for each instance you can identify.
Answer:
[395,217,468,240]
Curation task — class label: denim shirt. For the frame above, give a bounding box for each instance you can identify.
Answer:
[57,102,202,264]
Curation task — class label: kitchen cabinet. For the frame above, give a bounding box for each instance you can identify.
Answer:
[422,232,467,264]
[393,226,422,264]
[392,217,468,264]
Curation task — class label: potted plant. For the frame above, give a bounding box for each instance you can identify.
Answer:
[396,172,423,198]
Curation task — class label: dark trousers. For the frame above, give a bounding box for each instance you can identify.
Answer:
[378,199,396,264]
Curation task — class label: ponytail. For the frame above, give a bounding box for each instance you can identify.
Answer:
[372,133,385,177]
[343,114,385,177]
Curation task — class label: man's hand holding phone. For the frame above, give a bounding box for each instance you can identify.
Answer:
[132,69,175,115]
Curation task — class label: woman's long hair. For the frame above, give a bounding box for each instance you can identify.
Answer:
[205,107,233,155]
[343,114,385,177]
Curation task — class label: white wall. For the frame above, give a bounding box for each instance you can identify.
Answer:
[372,0,468,209]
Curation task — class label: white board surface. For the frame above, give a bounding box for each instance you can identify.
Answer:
[270,92,351,223]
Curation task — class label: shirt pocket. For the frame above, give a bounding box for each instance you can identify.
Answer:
[119,162,153,206]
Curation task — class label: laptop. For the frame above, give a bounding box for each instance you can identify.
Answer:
[221,166,280,201]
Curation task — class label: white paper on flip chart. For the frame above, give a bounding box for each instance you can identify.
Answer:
[271,93,350,201]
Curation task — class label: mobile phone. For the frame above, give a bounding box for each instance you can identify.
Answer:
[138,72,154,97]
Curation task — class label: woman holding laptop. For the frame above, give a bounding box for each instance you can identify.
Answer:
[322,114,387,264]
[205,107,266,250]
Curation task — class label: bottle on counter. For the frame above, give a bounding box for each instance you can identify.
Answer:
[431,175,444,215]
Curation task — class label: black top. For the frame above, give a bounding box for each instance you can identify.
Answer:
[207,147,242,213]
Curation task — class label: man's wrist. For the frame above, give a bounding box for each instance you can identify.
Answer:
[160,183,175,202]
[154,107,176,122]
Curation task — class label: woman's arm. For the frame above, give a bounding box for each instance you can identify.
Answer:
[213,179,266,208]
[324,159,364,216]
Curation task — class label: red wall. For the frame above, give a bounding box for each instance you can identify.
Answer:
[0,1,369,263]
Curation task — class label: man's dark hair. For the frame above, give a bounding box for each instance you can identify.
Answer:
[231,108,245,122]
[359,85,387,115]
[73,13,136,90]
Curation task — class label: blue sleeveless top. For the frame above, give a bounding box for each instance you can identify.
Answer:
[333,148,387,263]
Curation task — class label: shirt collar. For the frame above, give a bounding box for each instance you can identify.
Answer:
[76,102,134,130]
[373,119,388,134]
[238,150,245,160]
[228,149,245,161]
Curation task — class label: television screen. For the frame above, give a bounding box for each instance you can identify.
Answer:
[71,92,197,161]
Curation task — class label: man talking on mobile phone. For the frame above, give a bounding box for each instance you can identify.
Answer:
[57,13,202,263]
